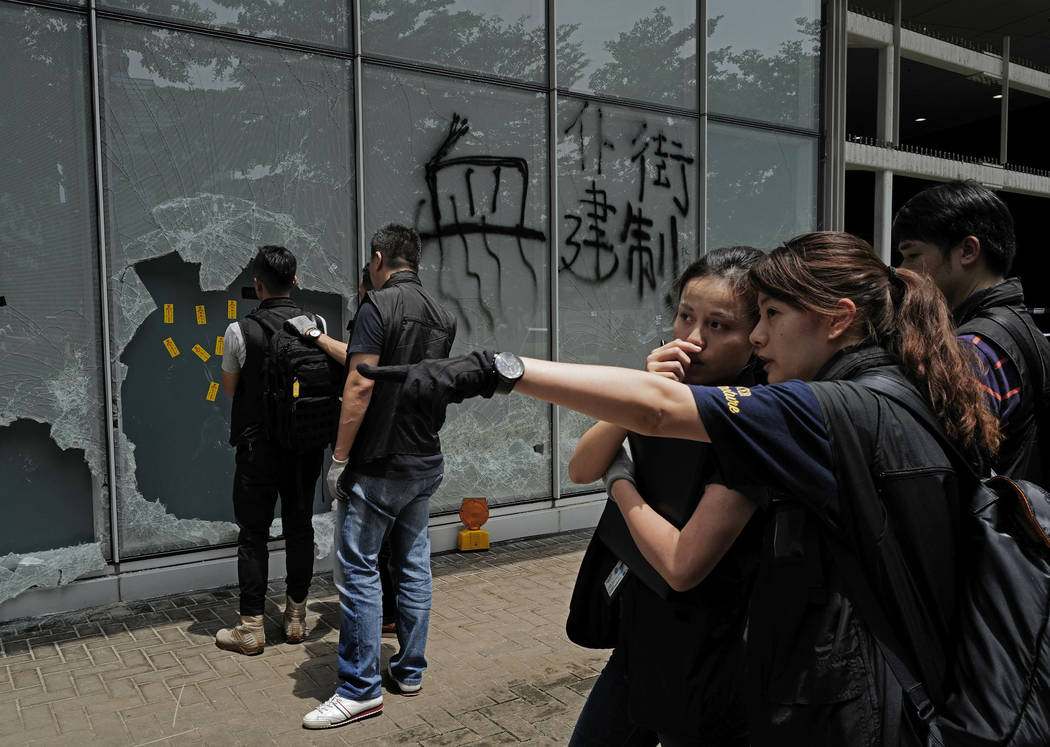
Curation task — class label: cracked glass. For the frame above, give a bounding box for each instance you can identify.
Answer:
[707,122,818,251]
[557,0,697,109]
[361,65,551,512]
[707,0,821,129]
[556,95,698,493]
[0,4,108,604]
[99,20,356,557]
[100,0,351,50]
[361,0,546,84]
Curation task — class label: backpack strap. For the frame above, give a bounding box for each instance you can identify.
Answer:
[817,376,951,731]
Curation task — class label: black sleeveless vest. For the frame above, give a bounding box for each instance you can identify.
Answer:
[349,271,456,472]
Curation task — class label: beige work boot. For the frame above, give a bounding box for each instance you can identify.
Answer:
[215,614,265,655]
[284,596,308,643]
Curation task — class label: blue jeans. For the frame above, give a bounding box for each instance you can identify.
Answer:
[333,471,442,700]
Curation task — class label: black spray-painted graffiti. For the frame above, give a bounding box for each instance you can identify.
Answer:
[561,103,693,298]
[414,114,546,332]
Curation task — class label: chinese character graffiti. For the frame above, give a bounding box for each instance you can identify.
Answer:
[560,102,694,298]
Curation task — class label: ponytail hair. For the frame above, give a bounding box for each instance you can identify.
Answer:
[750,231,999,456]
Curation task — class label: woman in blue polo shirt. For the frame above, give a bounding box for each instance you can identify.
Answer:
[359,231,999,745]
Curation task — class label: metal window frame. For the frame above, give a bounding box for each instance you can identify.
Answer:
[3,0,826,565]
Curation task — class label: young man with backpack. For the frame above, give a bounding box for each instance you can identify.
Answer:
[894,180,1050,481]
[216,245,340,655]
[301,225,456,730]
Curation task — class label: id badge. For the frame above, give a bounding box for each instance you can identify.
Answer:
[604,560,628,600]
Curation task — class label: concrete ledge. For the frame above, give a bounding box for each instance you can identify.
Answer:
[847,11,1050,98]
[0,496,605,623]
[845,142,1050,196]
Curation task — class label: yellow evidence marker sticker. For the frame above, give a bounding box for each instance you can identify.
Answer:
[292,379,300,398]
[163,337,179,357]
[192,344,211,362]
[195,305,207,325]
[163,304,174,323]
[227,300,237,319]
[206,382,219,401]
[215,336,224,355]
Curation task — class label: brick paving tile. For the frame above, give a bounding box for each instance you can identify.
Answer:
[0,530,604,745]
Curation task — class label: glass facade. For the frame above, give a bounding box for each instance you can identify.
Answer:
[0,0,820,606]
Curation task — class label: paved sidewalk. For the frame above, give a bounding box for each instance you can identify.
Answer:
[0,530,607,746]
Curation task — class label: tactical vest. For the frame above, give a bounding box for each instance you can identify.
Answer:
[954,278,1050,482]
[349,270,456,472]
[229,297,304,445]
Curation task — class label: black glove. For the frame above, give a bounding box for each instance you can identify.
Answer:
[357,350,499,432]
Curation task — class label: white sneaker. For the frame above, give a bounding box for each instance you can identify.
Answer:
[386,663,422,696]
[301,693,383,729]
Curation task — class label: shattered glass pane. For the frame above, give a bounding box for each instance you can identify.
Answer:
[0,545,108,605]
[361,0,546,83]
[0,5,109,604]
[361,66,551,512]
[100,20,356,557]
[707,0,821,129]
[556,95,699,493]
[100,0,350,49]
[707,123,818,252]
[557,0,698,109]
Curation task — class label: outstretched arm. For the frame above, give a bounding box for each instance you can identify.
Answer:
[357,351,711,443]
[515,358,710,442]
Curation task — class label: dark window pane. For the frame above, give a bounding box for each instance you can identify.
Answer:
[707,122,818,250]
[707,0,820,129]
[362,0,545,83]
[100,0,350,49]
[557,0,698,109]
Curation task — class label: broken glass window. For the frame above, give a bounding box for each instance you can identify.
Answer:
[0,5,109,604]
[99,20,356,557]
[361,67,552,511]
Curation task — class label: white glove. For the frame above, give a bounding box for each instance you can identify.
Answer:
[602,447,638,495]
[327,456,348,501]
[284,314,317,339]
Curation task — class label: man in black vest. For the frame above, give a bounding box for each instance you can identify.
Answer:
[302,225,456,730]
[894,180,1050,481]
[216,246,324,655]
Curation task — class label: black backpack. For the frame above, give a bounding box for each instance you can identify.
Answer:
[246,308,344,453]
[832,373,1050,746]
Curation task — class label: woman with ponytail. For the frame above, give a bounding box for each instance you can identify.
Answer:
[358,232,997,746]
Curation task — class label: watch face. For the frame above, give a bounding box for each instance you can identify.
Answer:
[495,352,524,380]
[308,328,321,339]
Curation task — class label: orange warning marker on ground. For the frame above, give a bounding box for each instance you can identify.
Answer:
[163,337,179,357]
